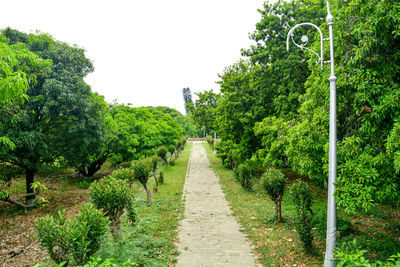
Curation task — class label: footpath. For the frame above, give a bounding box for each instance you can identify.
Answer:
[177,142,260,267]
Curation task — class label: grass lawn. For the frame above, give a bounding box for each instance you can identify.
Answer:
[202,142,400,266]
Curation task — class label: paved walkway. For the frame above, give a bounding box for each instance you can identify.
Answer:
[177,142,259,267]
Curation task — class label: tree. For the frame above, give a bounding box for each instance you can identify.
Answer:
[261,168,286,223]
[189,89,219,136]
[0,29,94,205]
[132,157,153,206]
[182,87,193,115]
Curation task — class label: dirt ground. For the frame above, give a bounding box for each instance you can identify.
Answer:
[0,171,107,267]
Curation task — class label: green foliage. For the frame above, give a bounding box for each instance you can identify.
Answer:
[311,209,352,239]
[89,176,133,240]
[132,157,153,205]
[335,240,400,267]
[236,163,252,190]
[182,87,193,115]
[0,28,95,202]
[157,146,168,165]
[261,167,286,222]
[206,135,214,146]
[188,90,219,134]
[158,171,164,184]
[35,204,109,266]
[290,180,314,252]
[110,168,135,182]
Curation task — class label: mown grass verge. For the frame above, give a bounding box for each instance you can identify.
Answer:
[203,142,400,266]
[92,141,192,266]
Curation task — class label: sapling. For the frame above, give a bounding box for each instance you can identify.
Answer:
[158,146,168,165]
[132,157,153,206]
[89,176,132,241]
[261,167,286,223]
[168,144,176,164]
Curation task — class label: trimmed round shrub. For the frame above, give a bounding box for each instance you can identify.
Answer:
[157,146,168,165]
[132,157,153,206]
[261,167,286,222]
[89,176,132,241]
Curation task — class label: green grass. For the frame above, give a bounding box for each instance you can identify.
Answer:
[93,142,192,266]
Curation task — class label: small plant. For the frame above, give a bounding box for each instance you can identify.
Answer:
[168,144,176,164]
[158,171,164,184]
[237,163,252,190]
[261,167,286,223]
[132,157,153,206]
[157,146,168,165]
[290,180,314,253]
[150,155,159,192]
[89,176,133,241]
[35,203,109,266]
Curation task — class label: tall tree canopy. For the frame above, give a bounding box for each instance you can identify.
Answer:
[0,28,96,204]
[182,87,193,115]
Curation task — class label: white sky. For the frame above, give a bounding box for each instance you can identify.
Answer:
[1,0,266,114]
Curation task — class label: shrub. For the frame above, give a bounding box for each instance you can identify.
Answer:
[150,155,159,192]
[111,168,135,182]
[261,167,286,222]
[132,157,153,206]
[168,144,176,163]
[237,163,252,190]
[335,239,400,266]
[89,176,133,241]
[290,180,314,252]
[35,204,109,266]
[158,171,164,184]
[206,135,214,147]
[157,146,168,165]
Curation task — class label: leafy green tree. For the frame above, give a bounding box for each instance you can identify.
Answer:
[132,157,153,206]
[189,89,219,136]
[261,168,286,222]
[0,29,94,205]
[154,106,197,137]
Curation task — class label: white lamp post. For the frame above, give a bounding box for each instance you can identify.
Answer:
[286,1,337,266]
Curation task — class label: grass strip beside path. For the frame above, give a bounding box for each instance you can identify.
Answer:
[94,142,192,266]
[202,143,324,267]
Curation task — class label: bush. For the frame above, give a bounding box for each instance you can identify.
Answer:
[290,180,314,252]
[168,144,176,163]
[157,146,168,165]
[132,157,153,206]
[335,239,400,266]
[111,168,135,182]
[206,135,214,147]
[150,155,159,192]
[237,163,252,190]
[261,167,286,222]
[89,176,133,241]
[158,171,164,184]
[35,204,109,266]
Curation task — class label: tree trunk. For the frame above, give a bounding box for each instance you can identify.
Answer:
[25,168,35,206]
[144,184,152,206]
[110,215,121,241]
[276,200,282,223]
[153,172,158,192]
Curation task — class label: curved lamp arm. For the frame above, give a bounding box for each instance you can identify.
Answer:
[286,22,324,70]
